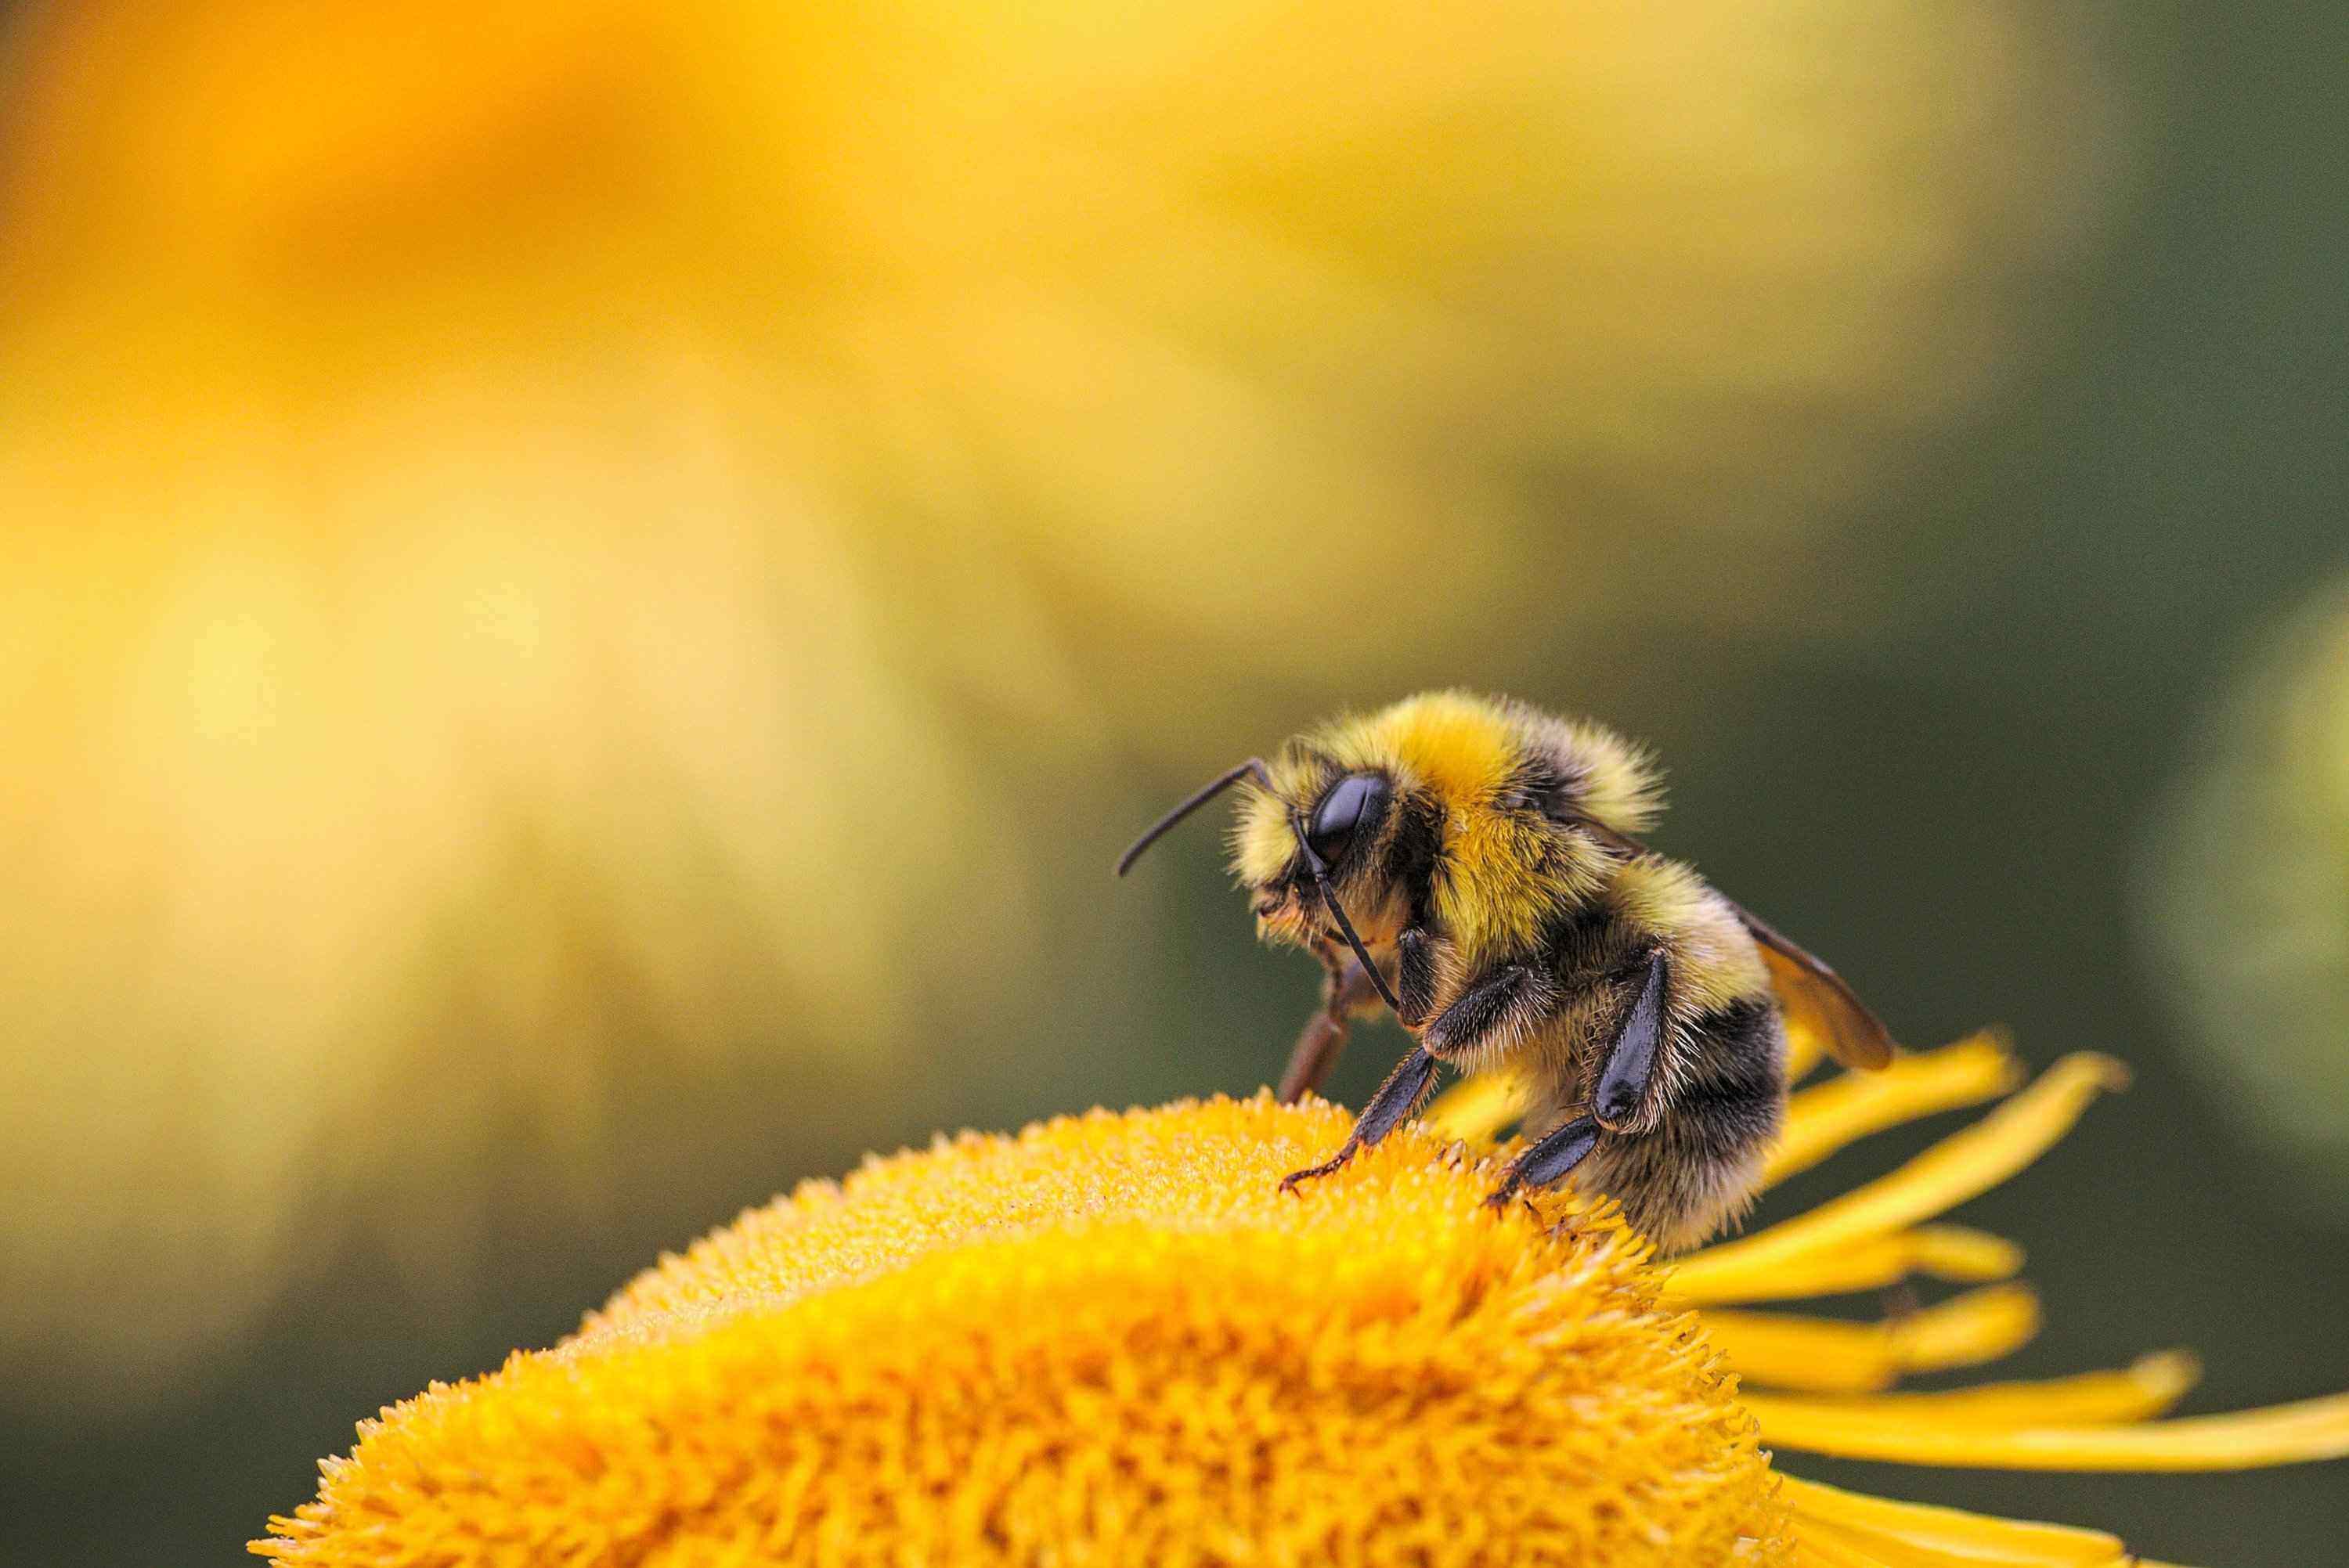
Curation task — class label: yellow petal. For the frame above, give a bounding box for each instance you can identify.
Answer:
[1784,1021,1829,1086]
[1802,1521,2136,1568]
[1673,1054,2128,1303]
[1751,1351,2199,1430]
[1705,1285,2039,1394]
[1792,1531,1895,1567]
[1427,1029,2021,1183]
[1751,1388,2349,1470]
[1420,1066,1527,1145]
[1767,1033,2024,1188]
[1781,1476,2141,1566]
[1668,1224,2022,1307]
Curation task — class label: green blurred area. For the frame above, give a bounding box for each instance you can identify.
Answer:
[4,2,2348,1564]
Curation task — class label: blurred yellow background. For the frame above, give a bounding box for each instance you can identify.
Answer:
[1,1,2344,1562]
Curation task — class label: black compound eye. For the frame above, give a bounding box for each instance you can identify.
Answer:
[1305,773,1389,867]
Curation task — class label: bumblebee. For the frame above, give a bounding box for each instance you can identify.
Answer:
[1117,691,1893,1249]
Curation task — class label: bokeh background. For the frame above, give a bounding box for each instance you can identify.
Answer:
[2,1,2345,1561]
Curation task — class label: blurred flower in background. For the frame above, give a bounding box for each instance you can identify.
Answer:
[0,0,2120,1405]
[2141,581,2349,1224]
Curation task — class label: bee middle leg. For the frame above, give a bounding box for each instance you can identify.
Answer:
[1283,950,1564,1197]
[1419,959,1559,1063]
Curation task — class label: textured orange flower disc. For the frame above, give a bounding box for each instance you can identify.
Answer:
[259,1098,1782,1566]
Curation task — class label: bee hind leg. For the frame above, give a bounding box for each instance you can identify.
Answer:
[1484,1116,1601,1210]
[1593,950,1669,1131]
[1486,949,1668,1214]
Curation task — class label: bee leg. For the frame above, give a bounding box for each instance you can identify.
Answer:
[1420,961,1555,1062]
[1485,953,1665,1211]
[1279,1046,1439,1194]
[1276,1011,1348,1105]
[1484,1116,1601,1210]
[1593,950,1671,1132]
[1394,926,1439,1029]
[1277,948,1388,1103]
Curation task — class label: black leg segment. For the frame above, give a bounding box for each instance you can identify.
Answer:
[1594,950,1669,1131]
[1394,926,1438,1029]
[1279,1046,1440,1194]
[1485,1115,1602,1209]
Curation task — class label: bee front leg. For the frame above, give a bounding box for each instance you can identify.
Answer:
[1279,1046,1439,1193]
[1276,924,1444,1100]
[1393,925,1441,1028]
[1276,946,1388,1103]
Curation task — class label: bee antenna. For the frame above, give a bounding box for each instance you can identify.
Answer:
[1116,758,1273,876]
[1294,812,1405,1014]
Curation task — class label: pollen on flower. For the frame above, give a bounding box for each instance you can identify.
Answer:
[254,1096,1787,1568]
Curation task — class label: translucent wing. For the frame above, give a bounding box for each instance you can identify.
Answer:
[1734,906,1896,1071]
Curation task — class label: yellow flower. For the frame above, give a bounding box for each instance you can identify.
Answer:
[257,1031,2349,1567]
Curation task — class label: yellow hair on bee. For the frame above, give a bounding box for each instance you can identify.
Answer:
[1230,766,1315,889]
[1230,816,1278,886]
[1336,691,1525,806]
[1430,800,1578,968]
[1611,856,1769,1011]
[1511,707,1665,836]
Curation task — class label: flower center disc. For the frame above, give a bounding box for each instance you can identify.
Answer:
[261,1098,1786,1567]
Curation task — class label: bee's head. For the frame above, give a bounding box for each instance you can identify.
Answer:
[1117,755,1408,1011]
[1236,766,1401,939]
[1120,694,1659,989]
